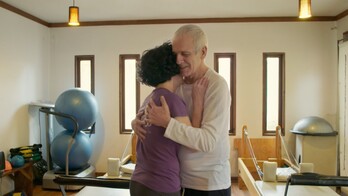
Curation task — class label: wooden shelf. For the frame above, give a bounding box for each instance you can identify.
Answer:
[2,162,33,196]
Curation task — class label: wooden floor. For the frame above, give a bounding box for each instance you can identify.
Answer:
[33,182,250,196]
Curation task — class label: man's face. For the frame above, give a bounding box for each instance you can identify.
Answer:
[172,34,202,80]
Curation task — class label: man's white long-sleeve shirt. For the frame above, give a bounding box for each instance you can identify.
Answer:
[164,68,231,190]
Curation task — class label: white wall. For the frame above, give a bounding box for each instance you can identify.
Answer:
[0,9,50,155]
[49,22,338,176]
[0,8,50,194]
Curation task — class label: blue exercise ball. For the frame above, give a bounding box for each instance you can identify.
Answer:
[50,130,92,170]
[10,155,25,168]
[55,88,98,131]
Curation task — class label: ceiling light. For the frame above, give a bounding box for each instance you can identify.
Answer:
[299,0,312,19]
[68,0,80,26]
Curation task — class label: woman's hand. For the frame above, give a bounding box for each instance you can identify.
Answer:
[192,77,209,127]
[192,77,209,107]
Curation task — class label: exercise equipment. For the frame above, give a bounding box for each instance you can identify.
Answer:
[50,130,92,170]
[10,155,25,168]
[10,144,43,162]
[291,116,338,176]
[55,88,98,131]
[53,131,135,196]
[38,88,98,190]
[290,116,336,136]
[36,88,134,194]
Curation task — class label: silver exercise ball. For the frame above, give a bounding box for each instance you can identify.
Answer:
[291,116,335,135]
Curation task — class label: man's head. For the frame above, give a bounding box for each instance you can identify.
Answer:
[172,24,208,83]
[137,42,180,87]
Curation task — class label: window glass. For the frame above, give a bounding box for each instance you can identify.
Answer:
[124,59,137,130]
[266,57,280,130]
[80,60,92,92]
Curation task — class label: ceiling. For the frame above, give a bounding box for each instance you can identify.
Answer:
[1,0,348,24]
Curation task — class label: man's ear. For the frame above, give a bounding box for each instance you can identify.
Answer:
[201,46,207,59]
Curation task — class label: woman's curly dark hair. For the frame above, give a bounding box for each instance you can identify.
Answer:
[137,42,180,87]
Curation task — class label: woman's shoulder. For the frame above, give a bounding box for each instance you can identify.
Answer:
[153,88,184,103]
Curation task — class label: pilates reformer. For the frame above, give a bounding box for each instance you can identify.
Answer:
[237,125,346,196]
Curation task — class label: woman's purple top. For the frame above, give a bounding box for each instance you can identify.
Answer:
[131,88,188,193]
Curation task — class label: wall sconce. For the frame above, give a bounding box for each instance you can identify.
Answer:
[68,0,80,26]
[299,0,312,19]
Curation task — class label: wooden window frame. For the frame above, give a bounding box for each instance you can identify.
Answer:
[75,55,95,95]
[214,53,236,136]
[119,54,140,134]
[262,52,285,136]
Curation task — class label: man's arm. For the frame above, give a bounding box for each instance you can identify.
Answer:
[147,76,228,152]
[131,110,147,141]
[164,79,230,152]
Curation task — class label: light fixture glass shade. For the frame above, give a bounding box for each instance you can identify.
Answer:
[299,0,312,19]
[69,6,80,26]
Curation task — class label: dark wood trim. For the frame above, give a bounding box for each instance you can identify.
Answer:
[75,55,95,95]
[0,1,50,27]
[214,53,237,136]
[1,1,346,28]
[119,55,126,134]
[119,54,140,134]
[231,54,237,136]
[279,54,285,136]
[262,54,268,136]
[262,53,285,136]
[49,16,337,28]
[74,56,81,88]
[336,9,348,20]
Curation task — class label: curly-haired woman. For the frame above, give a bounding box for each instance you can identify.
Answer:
[129,42,207,196]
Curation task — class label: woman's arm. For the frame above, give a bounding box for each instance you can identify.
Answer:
[191,77,209,127]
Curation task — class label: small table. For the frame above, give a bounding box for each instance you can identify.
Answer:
[1,162,33,196]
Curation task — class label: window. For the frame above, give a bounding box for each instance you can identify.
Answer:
[75,55,95,94]
[214,53,236,135]
[262,53,285,136]
[119,54,140,134]
[75,55,95,133]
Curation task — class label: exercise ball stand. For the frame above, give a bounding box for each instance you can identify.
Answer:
[39,107,95,191]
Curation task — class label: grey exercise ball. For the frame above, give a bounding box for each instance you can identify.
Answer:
[290,116,335,135]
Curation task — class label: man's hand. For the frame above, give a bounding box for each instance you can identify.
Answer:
[131,110,147,141]
[146,96,171,128]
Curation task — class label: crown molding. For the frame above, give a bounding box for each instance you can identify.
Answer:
[0,1,346,28]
